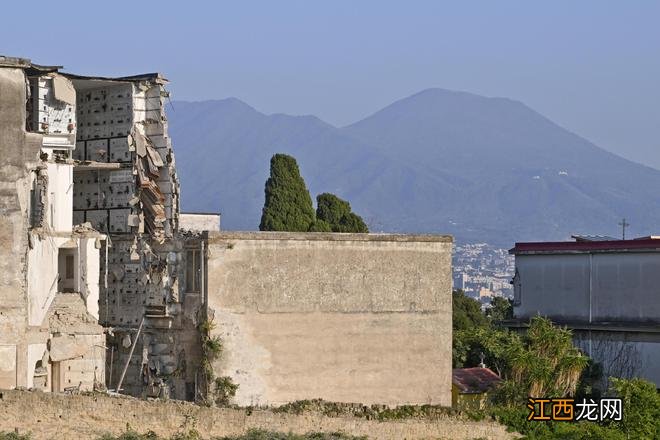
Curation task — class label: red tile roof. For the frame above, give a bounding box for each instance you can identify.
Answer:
[452,367,501,394]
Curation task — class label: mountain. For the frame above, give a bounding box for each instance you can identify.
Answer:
[168,89,660,246]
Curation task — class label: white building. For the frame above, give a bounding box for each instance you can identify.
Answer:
[509,236,660,388]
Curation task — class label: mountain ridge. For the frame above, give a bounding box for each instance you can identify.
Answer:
[168,89,660,246]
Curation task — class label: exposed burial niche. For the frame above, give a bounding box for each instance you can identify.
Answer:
[57,244,77,293]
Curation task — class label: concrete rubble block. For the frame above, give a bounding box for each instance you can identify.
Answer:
[49,334,88,362]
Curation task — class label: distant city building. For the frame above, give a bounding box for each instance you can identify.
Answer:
[453,243,514,300]
[479,287,494,298]
[508,236,660,388]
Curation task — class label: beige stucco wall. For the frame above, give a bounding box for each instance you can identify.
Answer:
[206,231,453,407]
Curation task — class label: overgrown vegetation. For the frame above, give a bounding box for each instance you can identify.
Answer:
[274,399,460,421]
[216,431,367,440]
[93,430,367,440]
[453,290,588,399]
[0,433,31,440]
[452,289,660,439]
[198,318,238,406]
[259,154,367,233]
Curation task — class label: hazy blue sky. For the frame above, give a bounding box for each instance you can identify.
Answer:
[3,1,659,168]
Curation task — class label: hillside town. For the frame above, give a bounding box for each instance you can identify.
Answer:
[453,243,514,302]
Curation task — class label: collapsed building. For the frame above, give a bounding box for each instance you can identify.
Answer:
[0,56,206,399]
[66,70,203,400]
[0,55,453,407]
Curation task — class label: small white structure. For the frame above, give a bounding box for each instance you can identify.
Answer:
[179,212,221,232]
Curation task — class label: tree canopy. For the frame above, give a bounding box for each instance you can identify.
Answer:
[316,193,368,233]
[452,291,659,439]
[452,289,489,332]
[453,290,588,399]
[259,155,368,233]
[259,154,316,232]
[486,296,514,322]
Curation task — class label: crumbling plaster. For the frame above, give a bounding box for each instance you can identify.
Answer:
[1,62,106,392]
[0,66,43,388]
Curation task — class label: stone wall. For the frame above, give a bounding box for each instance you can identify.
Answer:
[206,232,453,407]
[0,390,516,440]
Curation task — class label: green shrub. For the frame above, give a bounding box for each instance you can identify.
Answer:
[609,377,660,440]
[216,429,367,440]
[0,432,32,440]
[214,376,239,406]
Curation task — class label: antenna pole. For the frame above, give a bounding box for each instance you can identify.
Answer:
[618,218,630,240]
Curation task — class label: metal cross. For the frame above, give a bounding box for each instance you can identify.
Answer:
[618,218,630,240]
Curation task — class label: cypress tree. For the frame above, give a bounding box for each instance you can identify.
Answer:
[316,193,369,233]
[259,154,316,231]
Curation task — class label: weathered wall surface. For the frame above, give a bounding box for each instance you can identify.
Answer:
[0,64,42,389]
[1,60,107,394]
[27,234,68,327]
[179,213,220,232]
[514,252,660,323]
[0,390,516,440]
[207,232,453,407]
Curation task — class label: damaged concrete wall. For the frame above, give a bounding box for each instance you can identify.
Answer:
[0,58,106,392]
[206,232,453,407]
[0,60,43,388]
[69,74,201,400]
[47,292,106,391]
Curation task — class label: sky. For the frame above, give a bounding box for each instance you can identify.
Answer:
[2,1,659,168]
